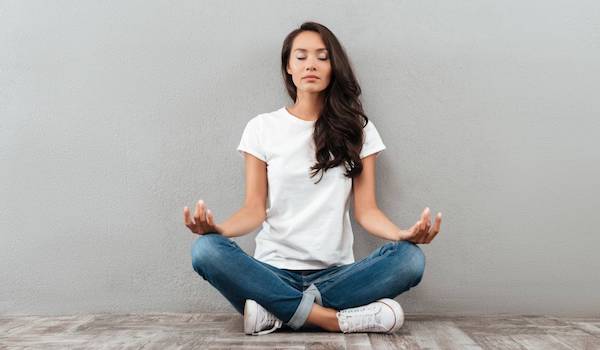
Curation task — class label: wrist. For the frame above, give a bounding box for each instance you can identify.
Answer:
[396,229,408,241]
[214,223,226,236]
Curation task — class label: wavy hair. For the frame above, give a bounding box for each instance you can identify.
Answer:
[281,21,371,184]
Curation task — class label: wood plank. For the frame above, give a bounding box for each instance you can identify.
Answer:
[344,333,373,350]
[406,320,483,349]
[510,334,574,350]
[454,314,547,336]
[369,333,421,349]
[468,335,527,349]
[1,313,599,349]
[563,320,600,337]
[549,334,600,350]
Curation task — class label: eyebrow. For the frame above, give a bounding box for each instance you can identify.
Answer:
[294,48,328,52]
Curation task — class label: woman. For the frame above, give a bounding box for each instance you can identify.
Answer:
[184,21,442,335]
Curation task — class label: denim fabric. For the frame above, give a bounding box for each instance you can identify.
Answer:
[191,232,425,330]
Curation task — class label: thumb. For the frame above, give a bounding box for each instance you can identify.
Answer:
[207,210,223,234]
[407,220,420,237]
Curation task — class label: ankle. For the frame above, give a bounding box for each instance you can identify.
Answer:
[321,313,342,332]
[305,304,341,332]
[330,315,342,332]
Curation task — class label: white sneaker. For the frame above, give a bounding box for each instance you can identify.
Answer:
[243,299,283,335]
[336,298,404,333]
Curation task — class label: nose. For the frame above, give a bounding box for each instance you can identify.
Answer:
[305,58,317,71]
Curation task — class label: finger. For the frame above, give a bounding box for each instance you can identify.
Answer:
[425,228,438,243]
[423,207,431,227]
[434,213,442,231]
[426,229,440,243]
[426,213,442,243]
[422,208,433,239]
[415,220,428,243]
[183,207,192,227]
[188,209,196,226]
[206,209,214,227]
[193,202,200,223]
[412,220,423,239]
[422,224,431,241]
[422,208,431,231]
[431,212,442,233]
[194,200,206,224]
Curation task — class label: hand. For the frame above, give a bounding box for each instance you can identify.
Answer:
[183,199,223,235]
[399,207,442,244]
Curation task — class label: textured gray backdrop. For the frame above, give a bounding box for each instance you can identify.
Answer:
[1,1,599,317]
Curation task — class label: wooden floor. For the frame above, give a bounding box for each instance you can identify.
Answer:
[1,313,600,349]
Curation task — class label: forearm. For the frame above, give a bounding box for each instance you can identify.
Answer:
[356,208,404,241]
[217,206,266,238]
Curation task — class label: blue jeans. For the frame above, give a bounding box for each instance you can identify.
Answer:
[191,232,425,330]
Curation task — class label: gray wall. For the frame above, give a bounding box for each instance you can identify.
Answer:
[2,1,599,317]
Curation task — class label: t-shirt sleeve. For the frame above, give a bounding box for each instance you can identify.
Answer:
[359,119,386,159]
[236,116,267,162]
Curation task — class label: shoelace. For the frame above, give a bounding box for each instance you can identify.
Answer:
[255,308,283,335]
[339,303,386,332]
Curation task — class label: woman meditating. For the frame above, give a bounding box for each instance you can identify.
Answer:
[184,21,442,335]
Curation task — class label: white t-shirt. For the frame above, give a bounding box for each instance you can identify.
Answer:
[236,106,386,269]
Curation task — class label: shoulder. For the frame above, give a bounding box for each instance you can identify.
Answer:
[362,118,382,137]
[240,113,264,132]
[243,108,282,129]
[363,118,379,130]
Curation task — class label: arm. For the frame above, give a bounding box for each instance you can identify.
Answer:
[217,205,266,238]
[355,207,403,241]
[218,152,269,237]
[352,154,403,241]
[353,154,444,243]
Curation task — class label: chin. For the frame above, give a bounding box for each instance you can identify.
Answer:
[302,86,325,93]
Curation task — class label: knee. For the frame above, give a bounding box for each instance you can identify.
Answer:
[405,242,426,287]
[394,241,426,287]
[190,233,228,274]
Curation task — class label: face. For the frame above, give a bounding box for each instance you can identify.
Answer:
[286,31,332,94]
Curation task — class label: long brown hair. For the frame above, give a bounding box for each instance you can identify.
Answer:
[281,21,371,184]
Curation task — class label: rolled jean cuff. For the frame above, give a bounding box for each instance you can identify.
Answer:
[305,283,322,306]
[286,291,315,330]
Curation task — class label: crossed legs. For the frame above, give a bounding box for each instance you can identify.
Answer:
[191,233,425,332]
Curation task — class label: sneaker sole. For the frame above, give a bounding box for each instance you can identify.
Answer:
[243,299,258,335]
[378,298,405,332]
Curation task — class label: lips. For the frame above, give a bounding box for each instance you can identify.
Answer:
[303,75,319,79]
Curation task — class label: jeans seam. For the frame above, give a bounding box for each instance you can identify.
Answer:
[317,252,390,296]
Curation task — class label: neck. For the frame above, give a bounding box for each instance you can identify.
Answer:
[289,92,323,121]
